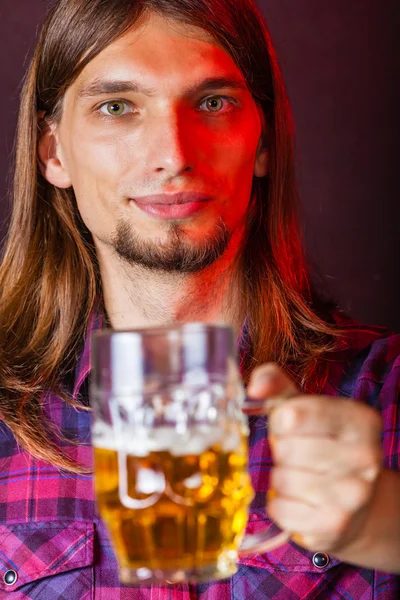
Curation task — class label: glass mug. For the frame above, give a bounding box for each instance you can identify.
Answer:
[90,324,289,584]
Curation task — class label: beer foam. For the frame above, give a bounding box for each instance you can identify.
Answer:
[93,422,242,456]
[92,422,116,451]
[170,425,222,456]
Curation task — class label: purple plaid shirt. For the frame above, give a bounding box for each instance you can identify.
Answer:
[1,313,400,599]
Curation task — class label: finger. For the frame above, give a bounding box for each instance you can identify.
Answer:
[267,495,349,549]
[269,395,382,443]
[270,467,375,511]
[247,363,298,400]
[244,364,298,415]
[271,437,382,478]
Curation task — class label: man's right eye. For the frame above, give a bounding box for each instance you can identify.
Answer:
[99,101,133,116]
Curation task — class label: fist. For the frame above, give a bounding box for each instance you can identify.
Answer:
[246,364,383,554]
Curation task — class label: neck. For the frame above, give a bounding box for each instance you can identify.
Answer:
[95,233,244,335]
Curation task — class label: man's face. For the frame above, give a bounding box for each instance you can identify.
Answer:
[49,12,267,272]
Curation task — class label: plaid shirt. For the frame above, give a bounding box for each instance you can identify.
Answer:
[1,313,400,599]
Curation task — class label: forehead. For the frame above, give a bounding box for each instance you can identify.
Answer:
[73,11,245,94]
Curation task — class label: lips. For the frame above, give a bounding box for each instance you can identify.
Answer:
[131,192,212,220]
[133,192,212,206]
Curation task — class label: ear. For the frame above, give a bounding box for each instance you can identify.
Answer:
[253,135,269,178]
[37,113,72,189]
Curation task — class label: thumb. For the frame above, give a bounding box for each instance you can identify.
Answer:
[247,363,298,399]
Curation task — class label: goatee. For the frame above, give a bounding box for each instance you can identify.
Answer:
[112,218,231,273]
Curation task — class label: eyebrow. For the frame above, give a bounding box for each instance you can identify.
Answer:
[77,76,248,99]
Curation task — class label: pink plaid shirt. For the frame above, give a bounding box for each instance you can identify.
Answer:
[1,314,400,599]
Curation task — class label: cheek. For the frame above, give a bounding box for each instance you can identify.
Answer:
[212,127,259,200]
[65,135,123,191]
[59,144,113,238]
[61,127,136,222]
[211,115,260,172]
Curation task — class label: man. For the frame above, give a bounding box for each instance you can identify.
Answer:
[0,0,399,598]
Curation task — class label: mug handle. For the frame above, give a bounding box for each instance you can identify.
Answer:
[238,394,295,556]
[238,528,291,557]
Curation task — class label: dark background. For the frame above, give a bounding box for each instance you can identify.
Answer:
[1,1,399,329]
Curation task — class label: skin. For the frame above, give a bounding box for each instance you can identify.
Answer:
[39,11,268,331]
[246,365,400,573]
[38,11,400,573]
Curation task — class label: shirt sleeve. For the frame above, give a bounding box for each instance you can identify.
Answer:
[352,334,400,470]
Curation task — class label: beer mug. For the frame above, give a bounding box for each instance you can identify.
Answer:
[90,324,289,584]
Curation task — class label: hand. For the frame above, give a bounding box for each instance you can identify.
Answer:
[246,364,383,555]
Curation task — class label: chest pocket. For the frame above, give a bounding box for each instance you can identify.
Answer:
[0,521,94,598]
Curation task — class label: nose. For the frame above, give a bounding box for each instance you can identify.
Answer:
[147,110,194,177]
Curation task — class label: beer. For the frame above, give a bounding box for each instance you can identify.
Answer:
[94,428,253,579]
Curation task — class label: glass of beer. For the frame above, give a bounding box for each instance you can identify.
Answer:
[90,324,288,584]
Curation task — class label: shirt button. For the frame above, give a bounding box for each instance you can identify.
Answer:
[312,552,330,568]
[4,569,18,585]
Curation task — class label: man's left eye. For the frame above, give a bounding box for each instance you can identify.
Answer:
[99,101,132,116]
[199,96,232,113]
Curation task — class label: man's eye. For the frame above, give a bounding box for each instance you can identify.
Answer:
[199,96,232,113]
[99,101,132,116]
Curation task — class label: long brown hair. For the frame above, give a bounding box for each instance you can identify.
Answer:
[0,0,339,472]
